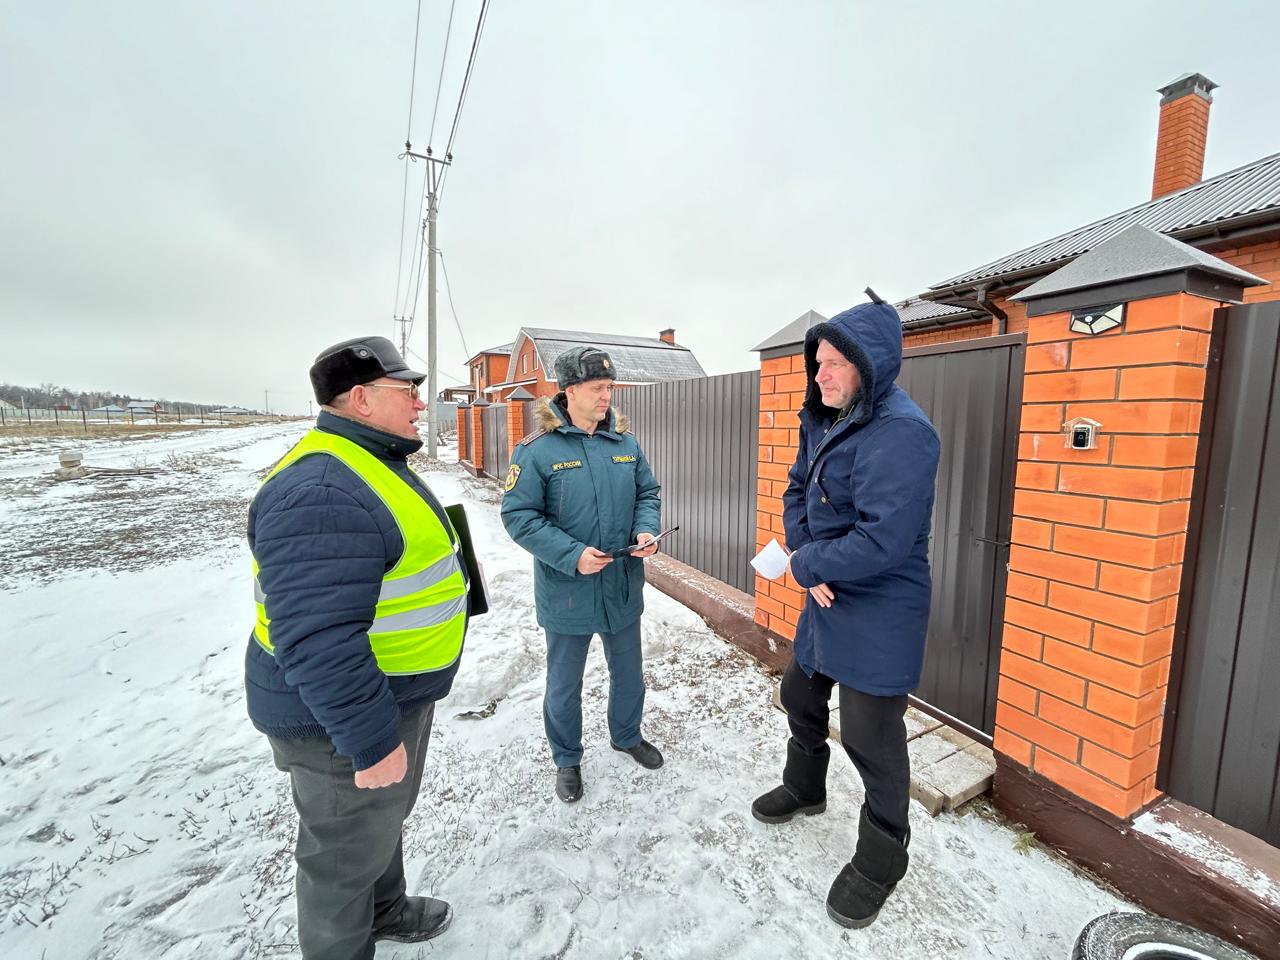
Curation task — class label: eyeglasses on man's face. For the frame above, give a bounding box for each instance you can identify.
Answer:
[366,381,422,400]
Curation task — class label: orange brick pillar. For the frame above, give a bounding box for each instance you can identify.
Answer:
[753,351,809,641]
[469,400,488,474]
[506,401,524,457]
[456,403,469,462]
[994,293,1215,818]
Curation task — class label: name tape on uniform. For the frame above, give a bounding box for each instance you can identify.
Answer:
[612,455,637,463]
[551,460,583,471]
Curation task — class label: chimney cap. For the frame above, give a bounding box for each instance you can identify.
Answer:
[1157,72,1218,105]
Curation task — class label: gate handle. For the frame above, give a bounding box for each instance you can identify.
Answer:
[973,535,1011,547]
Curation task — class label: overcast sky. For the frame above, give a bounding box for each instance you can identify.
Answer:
[2,1,1278,413]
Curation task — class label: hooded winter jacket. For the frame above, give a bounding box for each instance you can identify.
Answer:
[784,301,941,695]
[500,396,661,635]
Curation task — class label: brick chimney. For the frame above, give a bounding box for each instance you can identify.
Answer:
[1151,72,1217,200]
[659,328,676,345]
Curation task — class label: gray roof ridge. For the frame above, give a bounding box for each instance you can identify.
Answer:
[929,148,1280,292]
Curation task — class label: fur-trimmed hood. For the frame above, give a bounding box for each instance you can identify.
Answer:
[532,394,631,436]
[802,301,903,426]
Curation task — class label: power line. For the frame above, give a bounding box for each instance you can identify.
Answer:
[393,0,427,321]
[437,250,471,360]
[401,161,431,320]
[444,0,491,161]
[405,346,467,384]
[427,0,458,147]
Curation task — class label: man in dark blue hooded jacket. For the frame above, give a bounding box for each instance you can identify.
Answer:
[751,293,940,930]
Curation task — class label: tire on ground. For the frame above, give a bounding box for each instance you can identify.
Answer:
[1072,911,1261,960]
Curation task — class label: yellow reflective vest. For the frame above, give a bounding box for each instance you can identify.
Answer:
[253,429,467,676]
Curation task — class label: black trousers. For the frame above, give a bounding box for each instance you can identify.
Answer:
[780,658,911,842]
[268,700,435,960]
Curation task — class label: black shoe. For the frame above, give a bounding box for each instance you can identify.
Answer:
[751,784,827,824]
[372,896,453,943]
[611,738,664,769]
[825,807,909,929]
[556,764,583,803]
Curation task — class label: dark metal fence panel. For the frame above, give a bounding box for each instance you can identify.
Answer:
[481,404,509,479]
[897,334,1026,737]
[613,372,759,594]
[1161,302,1280,847]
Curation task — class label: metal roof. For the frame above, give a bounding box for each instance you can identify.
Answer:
[1012,225,1266,302]
[752,310,828,352]
[520,328,707,383]
[895,298,985,326]
[929,150,1280,296]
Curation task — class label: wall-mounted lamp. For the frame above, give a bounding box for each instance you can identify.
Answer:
[1070,303,1125,336]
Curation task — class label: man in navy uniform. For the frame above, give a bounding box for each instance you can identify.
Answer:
[501,345,664,803]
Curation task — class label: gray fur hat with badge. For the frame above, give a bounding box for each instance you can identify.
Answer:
[554,345,617,389]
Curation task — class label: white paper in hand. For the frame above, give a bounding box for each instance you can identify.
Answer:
[751,538,791,580]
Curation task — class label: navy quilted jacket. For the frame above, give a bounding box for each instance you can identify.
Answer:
[243,411,464,770]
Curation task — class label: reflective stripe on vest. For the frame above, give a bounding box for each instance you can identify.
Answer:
[252,429,466,676]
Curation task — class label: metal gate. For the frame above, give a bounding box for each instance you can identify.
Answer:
[613,372,759,594]
[481,404,509,480]
[898,333,1026,739]
[1160,301,1280,847]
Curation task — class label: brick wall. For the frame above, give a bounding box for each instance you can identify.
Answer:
[468,404,486,474]
[506,401,525,456]
[903,319,993,349]
[753,353,807,640]
[992,292,1214,818]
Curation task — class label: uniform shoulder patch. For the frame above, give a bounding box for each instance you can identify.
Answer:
[518,429,546,447]
[503,463,521,492]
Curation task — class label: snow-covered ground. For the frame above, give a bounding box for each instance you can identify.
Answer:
[0,421,1131,959]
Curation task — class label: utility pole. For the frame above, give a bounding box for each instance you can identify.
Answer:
[402,144,450,460]
[426,189,439,459]
[264,390,269,415]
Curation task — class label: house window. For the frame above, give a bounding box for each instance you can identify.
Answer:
[522,354,528,374]
[533,353,539,370]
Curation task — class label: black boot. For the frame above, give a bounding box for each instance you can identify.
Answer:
[826,806,910,928]
[556,765,583,803]
[751,739,829,824]
[373,896,453,943]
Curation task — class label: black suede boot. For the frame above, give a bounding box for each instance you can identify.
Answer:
[826,806,910,928]
[751,739,829,824]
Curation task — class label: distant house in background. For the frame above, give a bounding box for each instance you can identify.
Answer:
[439,385,476,404]
[210,406,254,417]
[127,400,160,419]
[0,399,18,413]
[465,343,513,397]
[481,328,706,402]
[90,404,127,416]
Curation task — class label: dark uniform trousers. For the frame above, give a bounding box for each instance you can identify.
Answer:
[268,700,435,960]
[781,659,912,841]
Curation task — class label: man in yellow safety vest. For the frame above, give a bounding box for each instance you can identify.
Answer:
[244,336,467,960]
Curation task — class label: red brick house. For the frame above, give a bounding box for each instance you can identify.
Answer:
[482,327,705,402]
